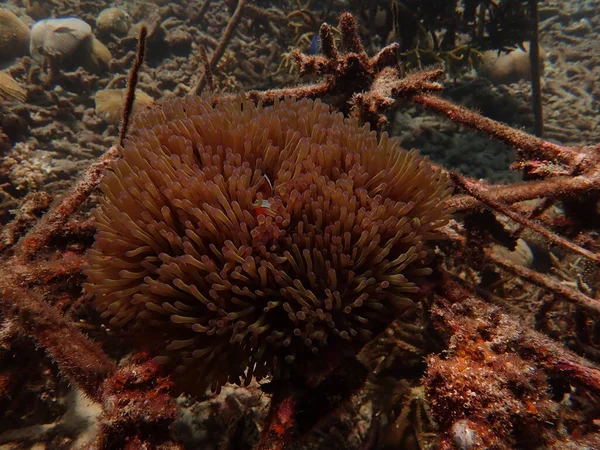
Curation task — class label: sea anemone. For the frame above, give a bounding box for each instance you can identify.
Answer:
[84,96,451,393]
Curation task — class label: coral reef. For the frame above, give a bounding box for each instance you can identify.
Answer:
[391,0,600,181]
[424,274,600,449]
[0,8,30,64]
[0,1,599,449]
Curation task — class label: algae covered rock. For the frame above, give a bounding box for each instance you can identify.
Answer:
[30,17,111,73]
[85,38,112,72]
[24,0,52,20]
[478,43,546,85]
[0,9,30,64]
[491,238,534,268]
[96,8,131,36]
[95,88,154,124]
[30,17,92,63]
[0,71,27,103]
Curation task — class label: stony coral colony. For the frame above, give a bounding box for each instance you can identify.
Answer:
[84,96,451,394]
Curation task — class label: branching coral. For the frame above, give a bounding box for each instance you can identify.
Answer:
[84,95,451,394]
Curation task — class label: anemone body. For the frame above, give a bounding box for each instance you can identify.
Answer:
[85,96,451,393]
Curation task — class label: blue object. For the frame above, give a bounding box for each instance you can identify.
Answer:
[309,32,320,55]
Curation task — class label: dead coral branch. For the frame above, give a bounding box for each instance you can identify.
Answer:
[193,0,246,95]
[119,25,148,147]
[412,94,597,172]
[427,273,600,448]
[13,146,120,261]
[0,269,115,401]
[451,172,600,264]
[240,13,443,130]
[446,174,600,212]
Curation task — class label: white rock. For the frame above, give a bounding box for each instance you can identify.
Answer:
[30,17,92,62]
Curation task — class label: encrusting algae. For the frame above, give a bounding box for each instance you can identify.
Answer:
[84,96,451,394]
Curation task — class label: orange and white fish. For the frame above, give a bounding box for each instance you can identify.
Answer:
[252,175,276,217]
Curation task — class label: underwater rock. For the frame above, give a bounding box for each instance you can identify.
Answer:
[84,38,112,73]
[30,18,93,63]
[30,18,111,73]
[0,9,30,65]
[0,71,27,103]
[166,28,193,53]
[24,0,52,20]
[96,8,131,36]
[478,43,546,85]
[491,238,534,268]
[94,88,154,124]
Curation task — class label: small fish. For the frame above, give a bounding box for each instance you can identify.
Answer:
[252,175,276,217]
[253,199,276,217]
